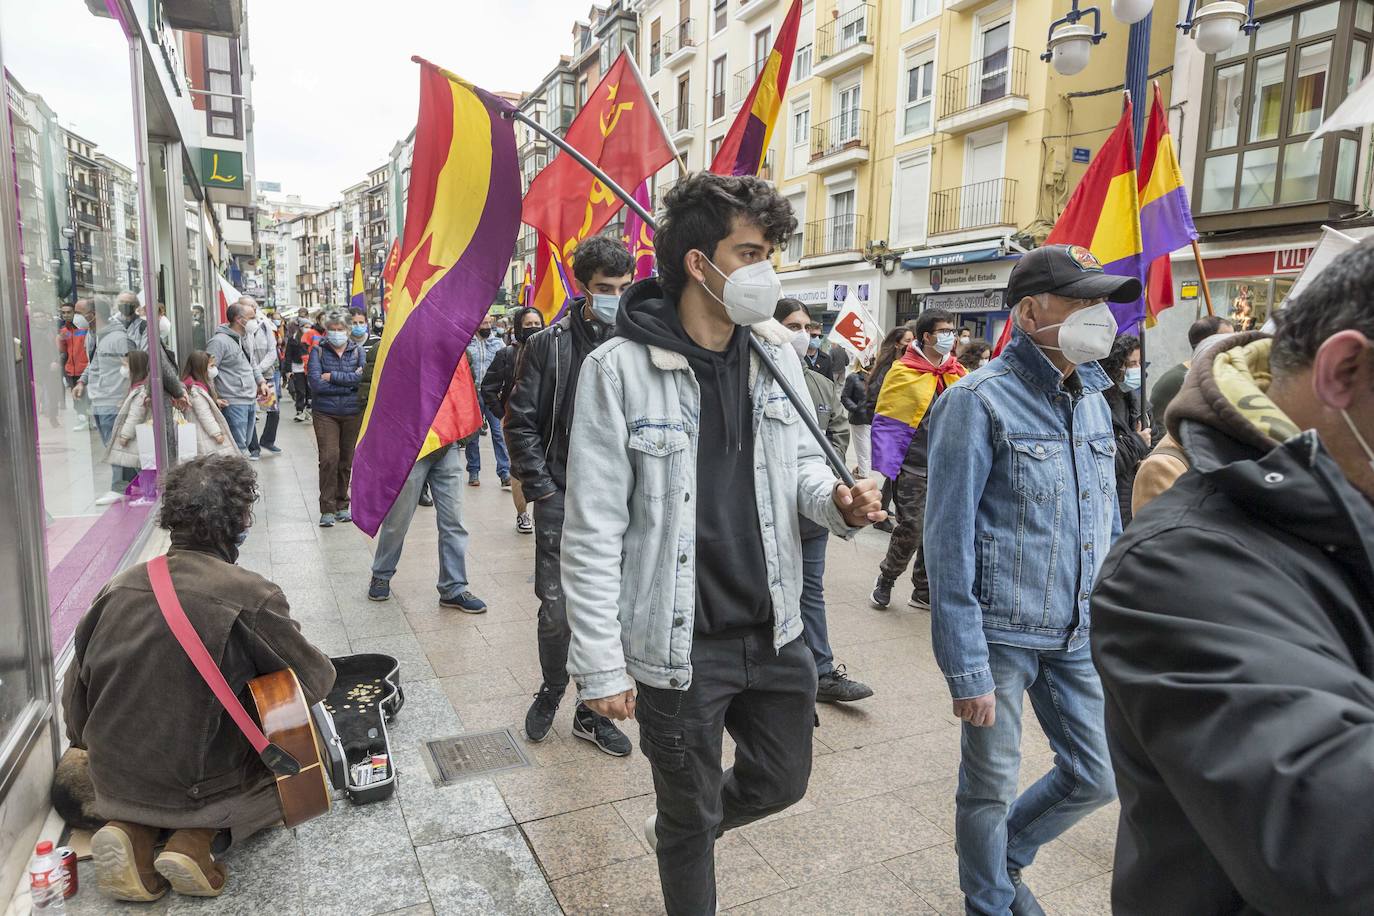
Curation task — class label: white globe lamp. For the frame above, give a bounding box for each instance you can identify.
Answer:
[1048,24,1095,76]
[1111,0,1153,24]
[1192,1,1248,54]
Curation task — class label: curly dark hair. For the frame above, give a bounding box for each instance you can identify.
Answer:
[158,455,258,547]
[1099,333,1141,385]
[958,339,993,372]
[1272,240,1374,375]
[571,234,634,287]
[656,172,798,301]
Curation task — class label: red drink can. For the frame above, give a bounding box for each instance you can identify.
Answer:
[56,846,77,898]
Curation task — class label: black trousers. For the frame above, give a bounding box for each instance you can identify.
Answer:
[533,489,571,692]
[636,631,817,915]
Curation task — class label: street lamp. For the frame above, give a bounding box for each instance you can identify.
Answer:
[1041,2,1106,77]
[1180,0,1259,55]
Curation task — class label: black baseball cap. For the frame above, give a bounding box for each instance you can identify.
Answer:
[1005,244,1142,306]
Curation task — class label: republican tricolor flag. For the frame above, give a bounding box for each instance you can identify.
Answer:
[350,58,521,536]
[350,237,366,311]
[710,0,801,176]
[1046,98,1147,334]
[1137,83,1198,328]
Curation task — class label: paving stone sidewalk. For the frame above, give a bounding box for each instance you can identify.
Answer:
[63,417,1118,915]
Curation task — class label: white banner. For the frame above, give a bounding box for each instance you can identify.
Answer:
[827,287,880,363]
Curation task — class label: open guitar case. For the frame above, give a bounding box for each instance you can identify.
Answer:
[311,653,404,805]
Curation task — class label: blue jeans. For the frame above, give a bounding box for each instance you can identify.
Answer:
[465,400,510,480]
[799,530,834,677]
[371,444,469,599]
[955,641,1116,915]
[221,402,256,454]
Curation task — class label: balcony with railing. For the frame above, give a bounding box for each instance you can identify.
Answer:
[655,178,678,210]
[71,179,98,199]
[662,104,696,145]
[937,47,1030,134]
[930,178,1018,236]
[519,135,550,160]
[736,0,777,21]
[758,150,776,182]
[552,106,577,133]
[662,19,697,66]
[804,213,866,259]
[810,110,870,170]
[76,211,101,228]
[814,4,874,79]
[733,60,767,108]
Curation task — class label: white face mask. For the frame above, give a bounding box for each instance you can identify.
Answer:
[73,314,89,329]
[118,364,129,379]
[934,331,956,356]
[1026,300,1118,365]
[1342,409,1374,478]
[159,316,171,339]
[701,256,781,326]
[590,293,620,324]
[790,328,810,360]
[208,365,219,379]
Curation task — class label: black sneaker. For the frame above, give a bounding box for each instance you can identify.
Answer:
[368,577,391,601]
[909,591,931,611]
[572,704,632,757]
[874,518,895,533]
[1009,869,1046,916]
[816,665,875,703]
[439,591,487,614]
[871,576,894,609]
[418,489,434,507]
[524,684,563,742]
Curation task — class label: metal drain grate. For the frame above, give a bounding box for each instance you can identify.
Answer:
[422,728,531,786]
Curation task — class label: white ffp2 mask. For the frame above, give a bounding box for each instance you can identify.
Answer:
[701,256,781,326]
[1027,301,1118,364]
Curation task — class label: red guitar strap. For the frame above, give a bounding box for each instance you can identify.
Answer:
[146,555,299,776]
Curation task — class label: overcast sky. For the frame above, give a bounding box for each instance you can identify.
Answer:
[251,0,597,204]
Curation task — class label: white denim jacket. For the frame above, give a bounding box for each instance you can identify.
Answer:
[562,318,857,700]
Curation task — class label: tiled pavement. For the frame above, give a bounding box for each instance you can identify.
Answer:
[65,416,1118,915]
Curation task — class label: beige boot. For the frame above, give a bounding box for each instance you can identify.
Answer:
[91,821,169,902]
[153,828,227,897]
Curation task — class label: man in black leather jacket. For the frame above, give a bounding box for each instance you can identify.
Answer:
[505,235,635,756]
[1091,241,1374,914]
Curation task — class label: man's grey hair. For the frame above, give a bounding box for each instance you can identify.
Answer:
[236,295,258,309]
[322,310,349,331]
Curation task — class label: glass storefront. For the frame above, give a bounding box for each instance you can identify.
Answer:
[1207,275,1296,331]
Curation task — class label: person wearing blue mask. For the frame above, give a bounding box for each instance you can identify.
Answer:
[506,233,636,758]
[1100,333,1151,526]
[464,314,511,488]
[308,312,367,527]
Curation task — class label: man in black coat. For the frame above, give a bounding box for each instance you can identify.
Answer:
[504,234,635,756]
[1091,241,1374,913]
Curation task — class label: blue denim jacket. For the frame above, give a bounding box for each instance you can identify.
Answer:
[924,328,1121,699]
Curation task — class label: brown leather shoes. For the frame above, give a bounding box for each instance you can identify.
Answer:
[154,828,227,897]
[91,821,168,902]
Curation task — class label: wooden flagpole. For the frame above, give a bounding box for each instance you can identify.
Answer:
[1191,240,1215,317]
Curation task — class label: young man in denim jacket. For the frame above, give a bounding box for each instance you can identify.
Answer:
[560,173,884,915]
[924,245,1136,914]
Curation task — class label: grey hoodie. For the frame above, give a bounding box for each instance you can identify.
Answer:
[81,320,131,409]
[205,323,261,404]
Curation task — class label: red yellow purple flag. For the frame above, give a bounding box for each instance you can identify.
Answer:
[350,58,521,536]
[621,181,656,281]
[1138,82,1198,327]
[1046,98,1146,333]
[710,0,801,176]
[380,237,401,314]
[523,49,674,321]
[350,237,366,311]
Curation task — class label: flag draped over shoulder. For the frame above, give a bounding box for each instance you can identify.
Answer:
[1138,83,1197,328]
[622,181,657,281]
[710,0,801,176]
[350,59,521,536]
[870,349,966,480]
[350,238,366,311]
[523,50,674,321]
[1046,99,1146,333]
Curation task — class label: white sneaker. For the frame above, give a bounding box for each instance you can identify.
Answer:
[516,512,533,534]
[94,491,123,506]
[72,417,88,431]
[644,813,658,852]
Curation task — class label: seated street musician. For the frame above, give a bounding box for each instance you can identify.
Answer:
[63,454,335,902]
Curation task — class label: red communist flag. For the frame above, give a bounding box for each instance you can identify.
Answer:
[522,50,674,272]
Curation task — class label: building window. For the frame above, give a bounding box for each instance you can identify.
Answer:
[712,56,727,120]
[892,153,931,245]
[714,0,728,33]
[1198,0,1370,214]
[906,0,940,26]
[901,45,936,136]
[226,205,249,220]
[790,103,811,174]
[650,18,662,73]
[784,193,805,262]
[795,44,813,79]
[710,135,724,162]
[204,34,240,138]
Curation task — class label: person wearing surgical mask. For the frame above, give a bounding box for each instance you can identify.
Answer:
[923,244,1139,914]
[1100,334,1151,526]
[557,173,884,916]
[307,312,367,527]
[1090,242,1374,915]
[505,234,635,759]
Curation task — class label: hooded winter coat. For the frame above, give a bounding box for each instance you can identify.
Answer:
[1091,332,1374,914]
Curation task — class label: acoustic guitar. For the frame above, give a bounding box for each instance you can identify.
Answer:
[147,555,331,829]
[246,668,332,828]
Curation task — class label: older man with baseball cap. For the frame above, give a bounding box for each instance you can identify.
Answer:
[922,244,1141,914]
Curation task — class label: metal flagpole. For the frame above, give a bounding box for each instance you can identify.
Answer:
[500,108,857,488]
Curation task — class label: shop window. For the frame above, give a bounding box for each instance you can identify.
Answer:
[1,1,162,660]
[1197,0,1370,216]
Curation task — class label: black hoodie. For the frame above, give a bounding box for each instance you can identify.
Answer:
[616,279,771,635]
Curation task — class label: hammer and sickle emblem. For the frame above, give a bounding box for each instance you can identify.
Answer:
[599,82,635,137]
